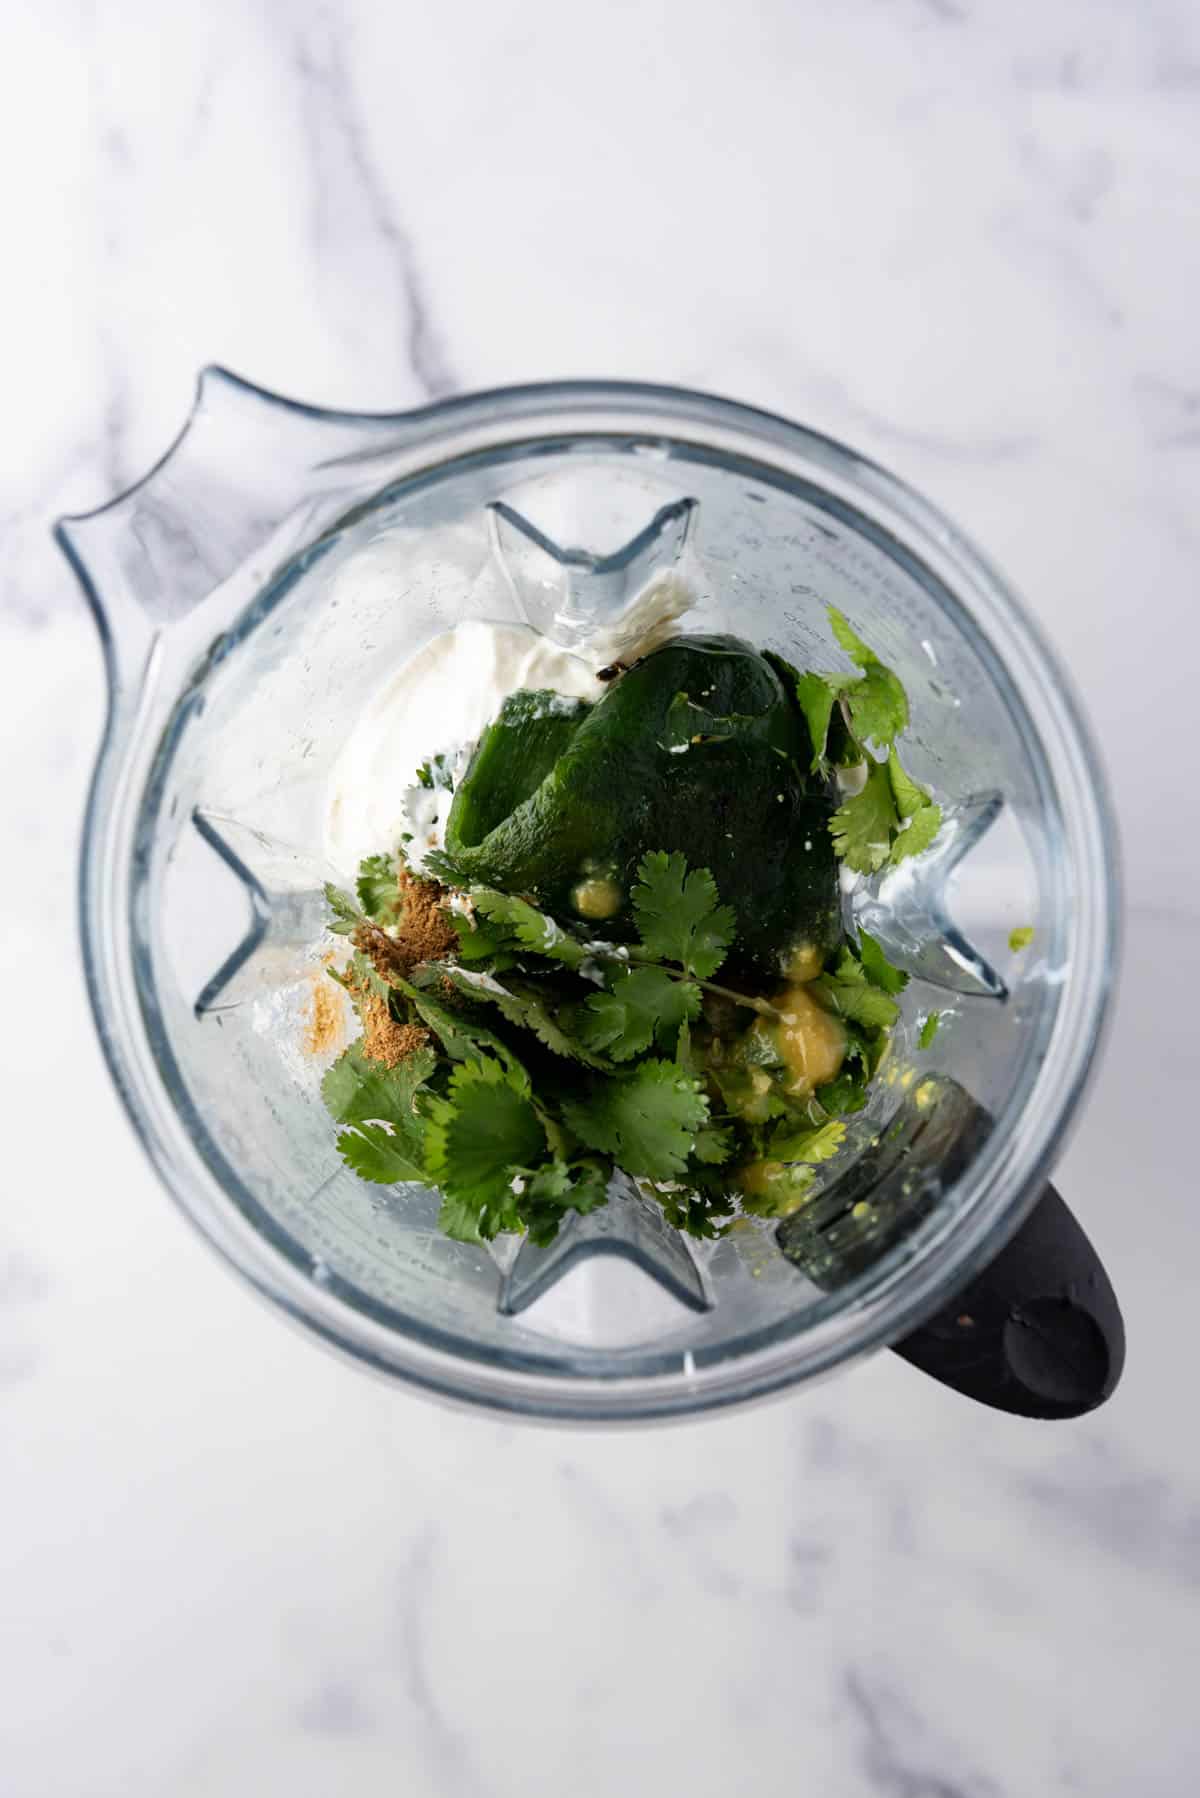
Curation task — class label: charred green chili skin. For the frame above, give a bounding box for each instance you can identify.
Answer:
[442,634,842,980]
[444,687,590,852]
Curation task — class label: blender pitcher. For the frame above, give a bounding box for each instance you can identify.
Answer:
[60,373,1122,1422]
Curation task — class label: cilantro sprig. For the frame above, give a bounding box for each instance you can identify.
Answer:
[630,851,737,979]
[321,1041,437,1186]
[794,606,942,876]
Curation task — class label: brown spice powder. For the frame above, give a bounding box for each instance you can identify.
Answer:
[353,866,457,983]
[304,973,346,1057]
[350,866,456,1068]
[360,988,430,1068]
[399,866,459,962]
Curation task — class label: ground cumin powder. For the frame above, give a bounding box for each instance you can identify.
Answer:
[350,866,454,1067]
[303,973,346,1057]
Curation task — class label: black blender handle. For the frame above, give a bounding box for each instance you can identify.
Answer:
[775,1076,1125,1419]
[890,1182,1124,1418]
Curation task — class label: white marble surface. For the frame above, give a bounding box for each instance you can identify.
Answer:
[2,1,1199,1792]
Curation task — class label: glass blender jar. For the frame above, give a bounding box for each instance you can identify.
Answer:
[60,374,1121,1421]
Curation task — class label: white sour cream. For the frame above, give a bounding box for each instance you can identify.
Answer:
[324,620,604,876]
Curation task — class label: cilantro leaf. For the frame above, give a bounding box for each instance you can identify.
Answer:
[322,1042,437,1185]
[792,611,943,875]
[739,1162,817,1219]
[520,1158,610,1245]
[355,854,402,925]
[767,1118,846,1164]
[794,671,839,771]
[844,665,908,750]
[324,882,364,937]
[1009,925,1035,952]
[846,1018,892,1078]
[653,1183,735,1238]
[812,977,899,1032]
[631,851,736,978]
[562,1059,711,1182]
[420,962,610,1068]
[578,965,701,1061]
[481,975,604,1065]
[919,1011,942,1050]
[425,1057,546,1239]
[322,1039,435,1128]
[828,607,879,667]
[892,801,943,864]
[334,1128,423,1187]
[829,761,899,874]
[857,930,909,995]
[887,748,931,821]
[469,888,587,968]
[436,1189,491,1243]
[827,608,909,747]
[813,1065,870,1117]
[691,1121,736,1166]
[812,949,901,1031]
[825,945,865,984]
[451,908,519,971]
[393,976,529,1084]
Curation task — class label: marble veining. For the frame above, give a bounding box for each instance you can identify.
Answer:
[842,1667,1002,1798]
[290,23,457,401]
[2,0,1198,1792]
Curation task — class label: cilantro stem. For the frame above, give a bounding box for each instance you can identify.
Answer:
[693,976,783,1020]
[620,948,783,1020]
[837,693,868,765]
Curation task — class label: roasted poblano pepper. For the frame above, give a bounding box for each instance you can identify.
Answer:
[441,634,842,980]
